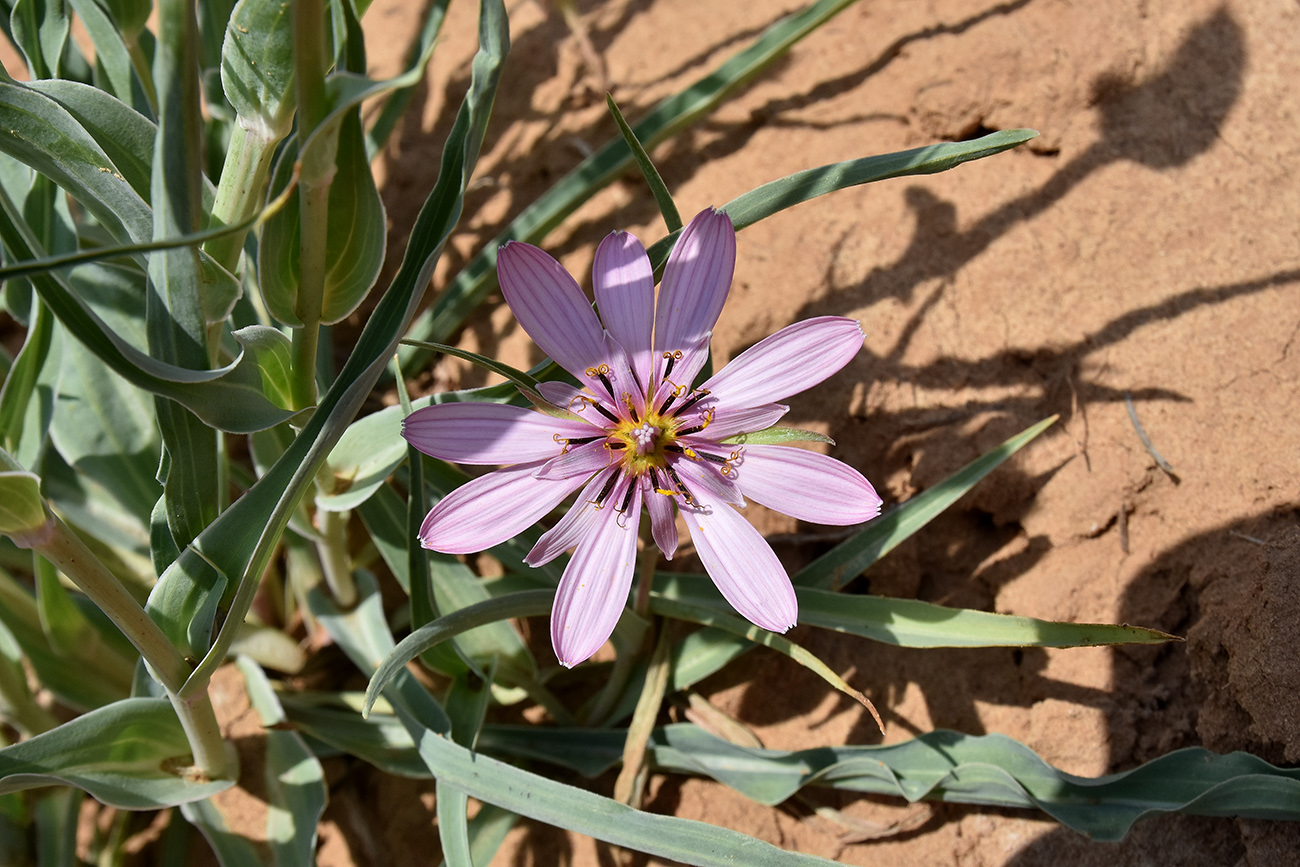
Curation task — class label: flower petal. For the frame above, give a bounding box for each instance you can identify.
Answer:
[656,330,712,394]
[702,317,864,410]
[533,440,616,480]
[730,445,882,525]
[402,402,595,465]
[682,403,787,441]
[681,499,797,633]
[593,231,654,388]
[550,479,641,667]
[643,476,678,560]
[526,469,615,566]
[420,461,589,554]
[654,209,735,359]
[672,454,744,508]
[498,241,607,381]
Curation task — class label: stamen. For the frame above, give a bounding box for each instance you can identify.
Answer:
[657,383,687,415]
[565,435,605,446]
[592,473,620,508]
[585,364,615,401]
[661,349,683,382]
[553,433,569,453]
[615,483,636,514]
[664,464,696,505]
[622,392,640,423]
[697,451,729,464]
[675,407,716,437]
[590,401,619,423]
[675,388,711,416]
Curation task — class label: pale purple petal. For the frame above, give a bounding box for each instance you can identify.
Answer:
[550,479,641,667]
[655,330,712,394]
[498,242,606,381]
[681,403,787,441]
[533,440,615,480]
[643,476,678,560]
[730,445,882,525]
[526,469,616,566]
[681,499,797,633]
[601,332,643,417]
[672,454,744,508]
[402,402,595,465]
[654,209,735,359]
[593,231,654,387]
[702,317,864,410]
[420,461,589,554]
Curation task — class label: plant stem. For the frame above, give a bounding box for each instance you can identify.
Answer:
[613,619,671,809]
[316,508,357,608]
[30,516,235,780]
[203,123,280,276]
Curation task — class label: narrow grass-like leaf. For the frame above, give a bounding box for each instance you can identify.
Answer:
[0,295,53,455]
[365,0,452,156]
[606,95,681,232]
[0,698,233,808]
[363,590,554,717]
[236,658,326,867]
[32,787,80,867]
[33,554,96,655]
[654,573,1175,649]
[399,0,860,368]
[390,696,840,866]
[65,0,135,105]
[478,722,1300,839]
[794,415,1057,588]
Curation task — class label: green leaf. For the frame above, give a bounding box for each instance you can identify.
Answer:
[230,326,295,410]
[722,425,833,446]
[363,590,554,717]
[0,291,54,460]
[65,0,136,106]
[101,0,151,37]
[793,415,1057,588]
[156,0,506,692]
[0,470,46,535]
[33,553,95,655]
[364,0,452,156]
[400,0,861,366]
[653,573,1176,649]
[236,658,326,867]
[606,94,681,233]
[9,0,69,79]
[48,329,162,527]
[221,0,296,139]
[280,692,431,779]
[0,698,233,808]
[0,74,152,245]
[478,723,1300,839]
[258,107,386,327]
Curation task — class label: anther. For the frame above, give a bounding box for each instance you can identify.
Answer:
[590,401,619,423]
[585,364,615,401]
[592,473,620,508]
[622,392,640,423]
[615,483,636,514]
[664,464,696,505]
[675,388,711,416]
[675,408,715,437]
[657,383,687,415]
[698,451,728,465]
[661,349,683,382]
[565,435,605,446]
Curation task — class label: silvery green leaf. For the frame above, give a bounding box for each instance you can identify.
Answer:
[221,0,296,138]
[9,0,69,79]
[0,698,232,808]
[230,325,295,410]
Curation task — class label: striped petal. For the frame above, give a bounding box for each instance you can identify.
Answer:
[643,476,678,560]
[526,469,616,566]
[533,440,615,480]
[681,403,787,442]
[402,402,596,465]
[731,445,882,525]
[498,241,607,382]
[419,461,589,554]
[593,231,654,388]
[550,479,641,667]
[702,317,864,410]
[672,454,744,508]
[681,499,797,633]
[654,209,735,361]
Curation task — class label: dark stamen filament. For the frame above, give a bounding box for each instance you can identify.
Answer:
[698,451,729,464]
[675,389,711,415]
[616,483,636,513]
[565,435,605,446]
[593,473,620,507]
[664,464,695,505]
[591,402,618,423]
[661,350,682,382]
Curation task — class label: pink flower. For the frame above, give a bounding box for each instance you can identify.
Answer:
[403,209,881,666]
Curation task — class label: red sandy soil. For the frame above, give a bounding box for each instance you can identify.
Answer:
[8,0,1300,864]
[356,0,1299,863]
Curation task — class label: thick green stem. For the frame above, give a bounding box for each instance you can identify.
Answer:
[316,508,357,608]
[203,123,281,276]
[613,620,671,809]
[29,516,235,780]
[288,0,338,408]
